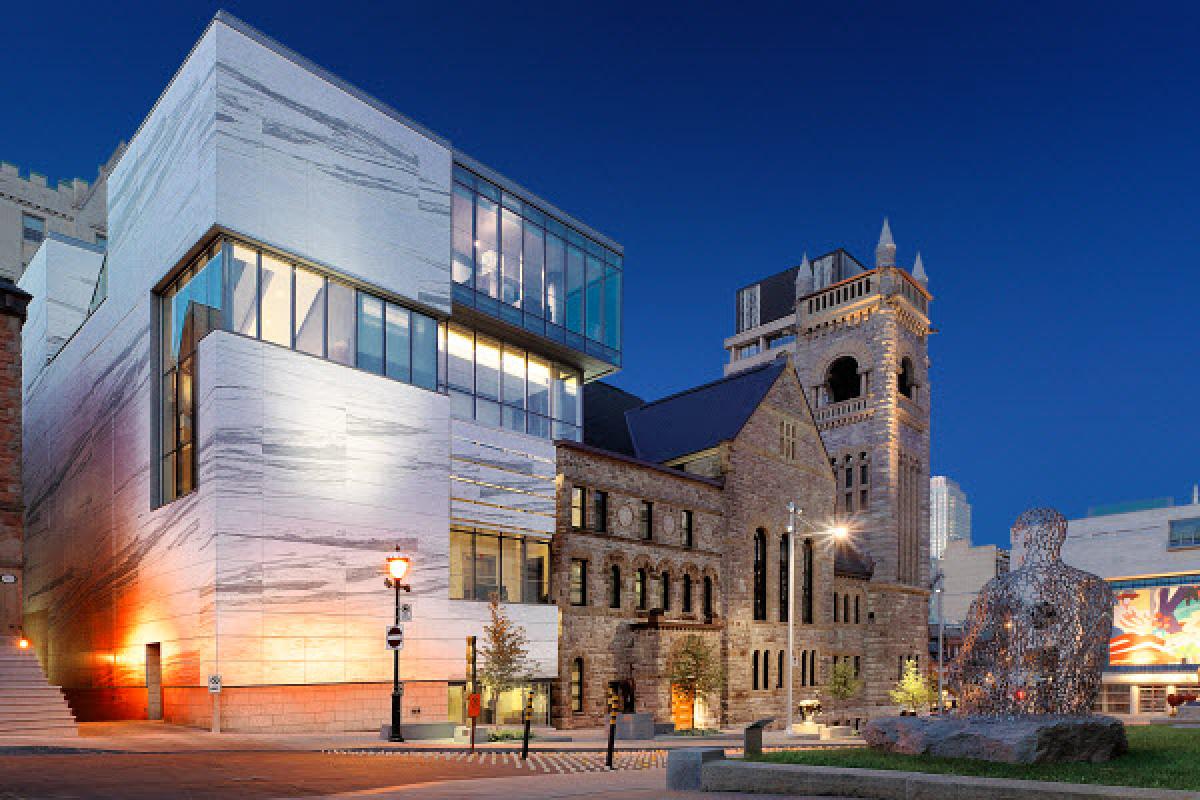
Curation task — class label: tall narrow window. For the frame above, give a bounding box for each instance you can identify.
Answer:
[570,657,584,712]
[752,651,759,690]
[777,650,784,688]
[569,559,587,606]
[801,650,808,686]
[681,510,694,548]
[753,529,767,620]
[682,574,693,613]
[762,650,770,690]
[635,568,647,610]
[833,592,840,623]
[593,491,608,533]
[855,594,861,624]
[609,565,621,609]
[475,195,499,298]
[259,253,292,346]
[802,538,814,624]
[703,576,714,620]
[451,184,474,285]
[384,303,411,382]
[293,268,326,356]
[326,280,355,366]
[639,501,653,540]
[356,293,384,374]
[570,486,586,529]
[843,594,850,624]
[660,572,670,611]
[779,534,789,622]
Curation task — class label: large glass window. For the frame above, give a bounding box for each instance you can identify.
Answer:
[356,293,384,374]
[444,325,581,441]
[156,237,443,505]
[21,213,44,244]
[451,166,622,366]
[260,253,292,346]
[326,280,356,366]
[1170,518,1200,548]
[448,529,550,604]
[294,267,325,356]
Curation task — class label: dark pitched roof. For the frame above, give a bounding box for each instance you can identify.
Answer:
[583,382,645,456]
[834,539,876,580]
[625,358,788,464]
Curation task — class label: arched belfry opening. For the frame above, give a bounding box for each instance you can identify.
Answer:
[827,356,861,403]
[898,356,915,399]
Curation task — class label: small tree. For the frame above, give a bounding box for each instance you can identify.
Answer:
[479,596,533,719]
[827,659,863,720]
[667,635,724,730]
[889,658,935,713]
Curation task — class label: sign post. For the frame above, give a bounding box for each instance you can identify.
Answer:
[606,689,619,769]
[208,674,221,734]
[466,636,479,752]
[520,691,533,760]
[383,551,412,744]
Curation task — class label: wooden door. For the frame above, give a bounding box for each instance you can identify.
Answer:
[670,684,695,730]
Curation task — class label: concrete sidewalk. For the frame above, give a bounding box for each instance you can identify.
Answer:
[303,767,845,799]
[0,719,863,754]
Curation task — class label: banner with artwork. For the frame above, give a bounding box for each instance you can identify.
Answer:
[1110,583,1200,666]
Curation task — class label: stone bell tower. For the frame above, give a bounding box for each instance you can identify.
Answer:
[726,220,933,588]
[792,219,933,587]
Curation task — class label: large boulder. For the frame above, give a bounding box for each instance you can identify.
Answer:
[862,715,1128,764]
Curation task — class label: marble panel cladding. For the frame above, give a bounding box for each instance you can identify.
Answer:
[209,21,451,313]
[450,420,557,538]
[19,238,104,388]
[106,18,452,316]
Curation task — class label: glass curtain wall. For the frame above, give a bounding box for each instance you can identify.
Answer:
[451,165,622,366]
[446,323,581,441]
[448,528,551,604]
[159,237,442,504]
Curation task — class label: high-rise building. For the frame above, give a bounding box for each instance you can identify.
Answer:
[930,475,972,560]
[723,221,933,590]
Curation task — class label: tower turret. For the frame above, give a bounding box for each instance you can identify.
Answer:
[913,252,928,286]
[875,218,896,268]
[795,252,813,297]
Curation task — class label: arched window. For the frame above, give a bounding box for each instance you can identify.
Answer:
[777,650,784,688]
[753,529,767,620]
[779,534,789,622]
[682,574,693,613]
[762,650,770,690]
[609,565,621,609]
[854,594,861,624]
[827,356,861,403]
[635,568,647,610]
[752,650,759,690]
[660,571,671,611]
[703,576,714,620]
[898,356,915,399]
[833,592,840,623]
[802,539,814,624]
[570,657,584,712]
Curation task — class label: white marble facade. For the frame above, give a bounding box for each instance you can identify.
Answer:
[21,13,558,727]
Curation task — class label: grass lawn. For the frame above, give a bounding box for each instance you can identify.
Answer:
[751,725,1200,791]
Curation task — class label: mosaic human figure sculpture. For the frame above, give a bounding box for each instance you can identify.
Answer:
[949,508,1114,716]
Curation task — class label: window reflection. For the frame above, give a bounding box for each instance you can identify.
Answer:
[446,323,581,441]
[449,528,551,604]
[294,267,325,356]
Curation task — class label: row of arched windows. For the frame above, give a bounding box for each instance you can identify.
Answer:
[751,649,821,689]
[606,563,714,617]
[752,529,814,624]
[831,591,863,625]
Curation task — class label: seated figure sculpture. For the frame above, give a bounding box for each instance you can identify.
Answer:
[949,508,1114,716]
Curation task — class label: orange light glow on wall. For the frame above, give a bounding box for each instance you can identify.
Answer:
[17,637,29,649]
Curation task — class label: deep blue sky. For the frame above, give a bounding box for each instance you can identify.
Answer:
[4,2,1198,548]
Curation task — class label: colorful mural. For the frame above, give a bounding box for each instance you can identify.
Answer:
[1110,583,1200,666]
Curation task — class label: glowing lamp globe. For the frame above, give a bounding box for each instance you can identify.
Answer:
[386,555,411,582]
[830,526,849,540]
[17,637,29,649]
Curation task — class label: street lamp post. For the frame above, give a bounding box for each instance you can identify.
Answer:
[785,503,847,737]
[931,569,945,713]
[385,550,412,743]
[786,502,799,737]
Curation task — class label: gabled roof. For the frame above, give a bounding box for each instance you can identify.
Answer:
[583,382,644,456]
[625,358,789,464]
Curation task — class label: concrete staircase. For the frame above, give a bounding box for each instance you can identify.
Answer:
[0,641,78,737]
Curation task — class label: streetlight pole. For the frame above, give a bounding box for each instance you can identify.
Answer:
[385,550,412,742]
[933,570,945,714]
[786,502,799,737]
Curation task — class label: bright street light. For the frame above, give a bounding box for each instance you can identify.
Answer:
[386,554,411,582]
[385,548,413,742]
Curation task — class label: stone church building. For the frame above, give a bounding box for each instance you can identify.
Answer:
[553,354,928,729]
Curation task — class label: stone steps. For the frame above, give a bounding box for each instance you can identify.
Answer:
[0,643,78,737]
